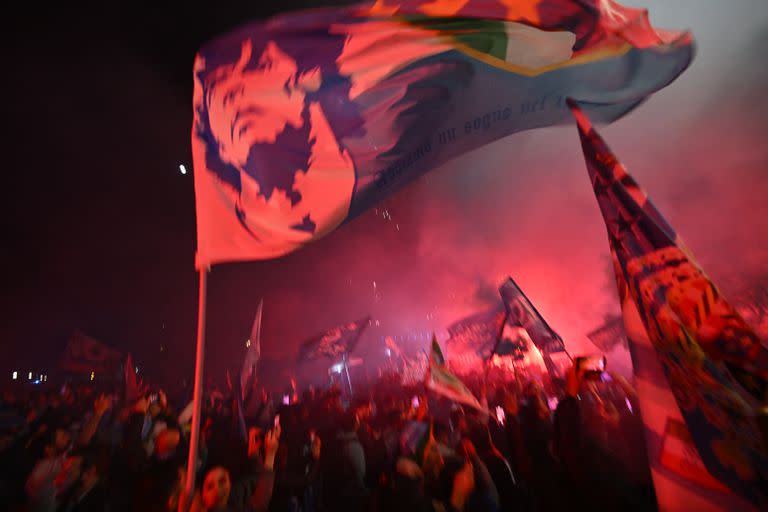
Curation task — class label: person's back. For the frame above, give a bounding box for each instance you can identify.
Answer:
[323,412,367,510]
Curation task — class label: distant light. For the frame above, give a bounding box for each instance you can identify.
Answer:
[90,371,95,381]
[28,372,32,380]
[43,375,47,382]
[625,397,633,413]
[33,380,41,385]
[39,374,43,381]
[385,348,391,356]
[330,363,343,373]
[12,371,17,380]
[135,366,140,374]
[246,339,251,348]
[179,164,187,175]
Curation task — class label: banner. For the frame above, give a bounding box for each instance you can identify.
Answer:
[571,100,767,509]
[192,0,693,265]
[586,315,627,352]
[297,316,371,362]
[60,331,123,376]
[446,305,507,359]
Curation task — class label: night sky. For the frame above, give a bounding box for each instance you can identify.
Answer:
[3,2,767,387]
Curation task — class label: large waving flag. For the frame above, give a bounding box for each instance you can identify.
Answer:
[499,277,567,354]
[192,0,694,266]
[241,299,263,392]
[570,101,768,509]
[297,316,371,362]
[427,336,485,412]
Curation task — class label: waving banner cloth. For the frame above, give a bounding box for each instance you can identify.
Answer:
[446,305,507,359]
[571,100,767,510]
[192,0,693,266]
[427,336,485,412]
[297,317,371,362]
[499,277,568,354]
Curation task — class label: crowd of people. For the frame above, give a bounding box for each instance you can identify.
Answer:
[0,360,656,511]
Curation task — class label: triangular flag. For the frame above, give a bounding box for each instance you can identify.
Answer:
[124,353,140,403]
[426,335,485,412]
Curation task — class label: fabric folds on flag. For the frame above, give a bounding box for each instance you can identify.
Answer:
[446,305,507,359]
[570,100,768,509]
[499,277,567,354]
[297,316,371,362]
[241,299,263,392]
[586,315,627,352]
[426,336,485,412]
[192,0,694,266]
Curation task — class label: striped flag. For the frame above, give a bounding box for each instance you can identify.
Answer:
[570,100,768,509]
[192,0,693,266]
[426,335,485,412]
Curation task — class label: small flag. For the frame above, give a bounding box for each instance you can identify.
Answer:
[446,305,507,359]
[297,316,371,362]
[499,277,567,354]
[426,335,485,412]
[192,0,694,266]
[571,100,768,508]
[241,299,263,392]
[60,331,123,376]
[124,353,141,403]
[586,315,627,352]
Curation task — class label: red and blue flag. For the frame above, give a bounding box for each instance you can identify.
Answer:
[571,100,768,509]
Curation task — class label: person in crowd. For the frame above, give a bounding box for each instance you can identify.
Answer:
[0,357,657,512]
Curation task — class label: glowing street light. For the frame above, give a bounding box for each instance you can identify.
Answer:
[246,339,251,348]
[179,164,187,175]
[12,371,17,380]
[90,371,95,381]
[28,372,32,380]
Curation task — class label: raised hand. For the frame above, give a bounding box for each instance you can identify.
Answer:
[94,393,113,416]
[264,424,281,471]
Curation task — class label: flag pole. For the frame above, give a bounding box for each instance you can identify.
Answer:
[343,353,354,397]
[185,266,209,496]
